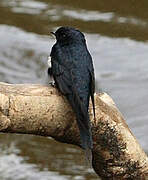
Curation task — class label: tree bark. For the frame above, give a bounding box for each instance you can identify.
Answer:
[0,82,148,179]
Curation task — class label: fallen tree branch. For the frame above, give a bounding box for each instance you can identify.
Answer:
[0,82,148,179]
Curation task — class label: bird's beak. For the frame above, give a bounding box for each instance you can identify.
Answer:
[50,32,56,36]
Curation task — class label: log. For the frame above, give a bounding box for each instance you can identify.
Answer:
[0,82,148,179]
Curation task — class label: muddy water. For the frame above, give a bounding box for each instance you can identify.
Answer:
[0,0,148,179]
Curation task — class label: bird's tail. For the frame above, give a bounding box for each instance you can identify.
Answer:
[77,115,93,165]
[67,93,93,164]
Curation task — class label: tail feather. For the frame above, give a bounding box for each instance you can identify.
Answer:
[77,119,93,165]
[67,91,93,153]
[77,117,93,149]
[65,84,93,165]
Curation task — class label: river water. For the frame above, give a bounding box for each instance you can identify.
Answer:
[0,0,148,179]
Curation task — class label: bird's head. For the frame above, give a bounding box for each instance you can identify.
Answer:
[51,27,85,45]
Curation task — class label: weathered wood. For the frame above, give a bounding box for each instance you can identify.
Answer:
[0,82,148,179]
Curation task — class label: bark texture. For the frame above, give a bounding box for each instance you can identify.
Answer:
[0,82,148,179]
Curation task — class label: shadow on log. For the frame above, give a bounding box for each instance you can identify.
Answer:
[0,82,148,179]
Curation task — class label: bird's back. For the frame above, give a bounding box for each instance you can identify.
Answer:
[59,43,92,110]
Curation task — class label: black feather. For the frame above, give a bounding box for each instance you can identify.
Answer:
[49,27,95,163]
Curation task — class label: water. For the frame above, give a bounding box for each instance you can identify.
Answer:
[0,0,148,179]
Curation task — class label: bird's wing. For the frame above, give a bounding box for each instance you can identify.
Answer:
[51,59,72,95]
[52,56,90,128]
[50,44,72,94]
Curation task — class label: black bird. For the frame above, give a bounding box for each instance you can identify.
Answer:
[48,27,95,162]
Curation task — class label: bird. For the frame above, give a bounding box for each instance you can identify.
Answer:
[48,27,95,163]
